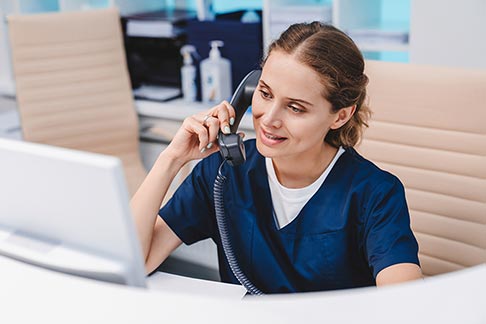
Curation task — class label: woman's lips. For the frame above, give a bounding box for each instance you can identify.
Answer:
[259,128,287,146]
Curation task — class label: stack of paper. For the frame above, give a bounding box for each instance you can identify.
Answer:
[133,84,181,102]
[125,9,196,38]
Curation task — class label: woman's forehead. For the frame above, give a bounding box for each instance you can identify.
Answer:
[262,51,328,102]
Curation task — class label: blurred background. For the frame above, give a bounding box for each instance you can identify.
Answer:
[1,0,485,98]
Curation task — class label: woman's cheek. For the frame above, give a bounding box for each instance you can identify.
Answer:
[251,97,264,118]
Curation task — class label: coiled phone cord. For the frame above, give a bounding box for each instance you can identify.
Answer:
[213,160,264,296]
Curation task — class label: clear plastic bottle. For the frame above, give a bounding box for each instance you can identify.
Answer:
[180,45,197,102]
[200,40,232,104]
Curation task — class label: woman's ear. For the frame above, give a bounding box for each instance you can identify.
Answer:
[330,105,357,130]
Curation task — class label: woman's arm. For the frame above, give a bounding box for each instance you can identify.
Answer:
[130,150,186,274]
[376,263,423,286]
[130,101,236,274]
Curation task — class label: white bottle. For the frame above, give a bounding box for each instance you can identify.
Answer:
[200,40,232,104]
[180,45,197,102]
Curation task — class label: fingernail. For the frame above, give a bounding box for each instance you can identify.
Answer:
[229,117,235,126]
[200,147,206,153]
[224,126,231,134]
[206,142,213,149]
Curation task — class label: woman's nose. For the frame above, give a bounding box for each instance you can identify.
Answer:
[261,103,282,129]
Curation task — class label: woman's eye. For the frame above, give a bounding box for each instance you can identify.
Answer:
[289,106,303,113]
[260,90,271,99]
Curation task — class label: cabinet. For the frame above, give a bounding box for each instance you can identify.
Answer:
[263,0,486,68]
[263,0,410,62]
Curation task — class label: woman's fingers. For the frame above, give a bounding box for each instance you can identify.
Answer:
[211,101,236,134]
[180,101,238,155]
[204,116,220,148]
[185,116,210,151]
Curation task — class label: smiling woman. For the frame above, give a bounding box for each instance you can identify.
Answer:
[252,50,347,187]
[264,23,372,148]
[130,21,422,294]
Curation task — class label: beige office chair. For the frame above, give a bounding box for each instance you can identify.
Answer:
[358,60,486,276]
[7,8,146,196]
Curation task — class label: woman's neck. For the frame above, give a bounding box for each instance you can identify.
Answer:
[271,143,338,189]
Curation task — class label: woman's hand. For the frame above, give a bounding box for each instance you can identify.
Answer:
[163,101,236,165]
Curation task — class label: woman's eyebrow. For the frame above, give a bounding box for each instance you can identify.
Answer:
[259,79,271,89]
[259,79,313,106]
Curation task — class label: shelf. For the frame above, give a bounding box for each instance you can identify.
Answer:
[357,42,409,53]
[347,28,409,52]
[264,0,412,59]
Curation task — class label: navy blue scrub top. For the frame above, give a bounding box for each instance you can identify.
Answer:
[159,139,420,293]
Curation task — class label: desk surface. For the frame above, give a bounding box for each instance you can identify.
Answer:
[1,255,485,324]
[136,99,255,131]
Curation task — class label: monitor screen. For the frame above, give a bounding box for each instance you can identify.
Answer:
[0,138,146,287]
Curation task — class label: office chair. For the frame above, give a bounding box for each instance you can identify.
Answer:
[358,60,486,276]
[8,8,146,196]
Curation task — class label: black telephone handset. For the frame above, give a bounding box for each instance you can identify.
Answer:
[214,69,264,295]
[218,70,261,166]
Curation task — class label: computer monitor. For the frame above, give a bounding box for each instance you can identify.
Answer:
[0,138,147,287]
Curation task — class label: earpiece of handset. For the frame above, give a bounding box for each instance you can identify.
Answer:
[218,70,261,167]
[218,132,245,167]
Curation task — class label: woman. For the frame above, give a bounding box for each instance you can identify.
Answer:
[131,22,422,293]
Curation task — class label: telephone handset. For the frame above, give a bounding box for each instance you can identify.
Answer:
[214,69,264,295]
[218,70,261,166]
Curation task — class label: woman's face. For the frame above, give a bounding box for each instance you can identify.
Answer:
[252,50,339,161]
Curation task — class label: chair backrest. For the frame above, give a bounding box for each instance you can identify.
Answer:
[358,60,486,276]
[8,8,146,196]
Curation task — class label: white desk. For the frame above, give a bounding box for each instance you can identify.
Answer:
[135,99,255,131]
[136,98,256,147]
[1,254,485,324]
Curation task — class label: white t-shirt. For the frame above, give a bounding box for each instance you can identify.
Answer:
[266,147,346,229]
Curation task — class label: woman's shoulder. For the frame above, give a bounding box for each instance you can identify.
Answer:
[343,147,403,190]
[341,148,408,216]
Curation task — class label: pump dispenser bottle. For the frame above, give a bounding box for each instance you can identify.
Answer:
[180,45,197,102]
[200,40,232,103]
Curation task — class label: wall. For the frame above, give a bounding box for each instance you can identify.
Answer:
[409,0,486,69]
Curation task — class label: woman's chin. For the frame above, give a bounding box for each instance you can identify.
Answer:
[256,138,280,158]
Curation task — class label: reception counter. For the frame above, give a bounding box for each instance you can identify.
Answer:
[1,254,485,324]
